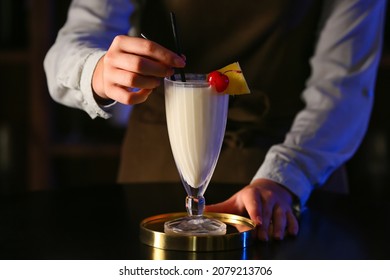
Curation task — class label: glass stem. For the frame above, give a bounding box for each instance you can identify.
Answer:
[186,195,205,216]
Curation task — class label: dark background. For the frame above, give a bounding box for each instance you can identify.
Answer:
[0,0,389,202]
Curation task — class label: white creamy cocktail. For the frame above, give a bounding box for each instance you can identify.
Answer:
[164,74,229,236]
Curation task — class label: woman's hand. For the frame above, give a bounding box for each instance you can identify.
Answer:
[92,35,185,105]
[205,178,299,241]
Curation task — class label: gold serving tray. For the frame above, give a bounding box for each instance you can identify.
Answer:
[140,212,256,251]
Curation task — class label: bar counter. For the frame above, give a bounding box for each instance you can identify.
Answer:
[0,183,389,260]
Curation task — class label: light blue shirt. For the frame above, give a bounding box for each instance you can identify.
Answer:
[44,0,386,207]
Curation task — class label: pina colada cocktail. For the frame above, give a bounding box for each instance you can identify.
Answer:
[164,74,229,236]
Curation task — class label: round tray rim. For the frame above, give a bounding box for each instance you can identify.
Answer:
[139,212,256,252]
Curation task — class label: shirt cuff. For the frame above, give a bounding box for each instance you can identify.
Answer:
[79,50,112,119]
[252,151,314,209]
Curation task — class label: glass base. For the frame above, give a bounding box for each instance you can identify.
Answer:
[164,216,227,236]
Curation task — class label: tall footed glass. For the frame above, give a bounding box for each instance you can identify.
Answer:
[164,74,229,236]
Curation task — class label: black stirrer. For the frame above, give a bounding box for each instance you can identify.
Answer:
[170,12,186,82]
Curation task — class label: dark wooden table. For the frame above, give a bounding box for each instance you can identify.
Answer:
[0,183,389,259]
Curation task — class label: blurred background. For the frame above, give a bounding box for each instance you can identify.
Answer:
[0,0,389,200]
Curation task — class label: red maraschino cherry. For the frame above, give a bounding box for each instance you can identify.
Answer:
[207,71,229,93]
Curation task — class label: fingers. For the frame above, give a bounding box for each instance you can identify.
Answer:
[111,35,185,69]
[272,204,287,240]
[102,61,161,104]
[105,67,161,90]
[106,87,152,105]
[256,190,272,241]
[205,195,239,214]
[95,35,186,105]
[240,187,263,225]
[286,211,299,236]
[240,180,299,241]
[203,180,300,242]
[257,203,297,241]
[104,50,175,78]
[270,206,299,240]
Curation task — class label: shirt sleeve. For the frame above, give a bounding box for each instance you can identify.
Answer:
[252,0,386,207]
[43,0,134,119]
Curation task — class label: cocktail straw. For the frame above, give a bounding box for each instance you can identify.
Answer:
[170,12,186,82]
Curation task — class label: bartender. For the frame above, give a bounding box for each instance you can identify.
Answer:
[44,0,385,241]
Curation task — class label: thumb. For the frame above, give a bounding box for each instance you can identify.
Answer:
[129,88,153,104]
[205,196,239,214]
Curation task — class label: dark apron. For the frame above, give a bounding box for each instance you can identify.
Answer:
[118,0,348,193]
